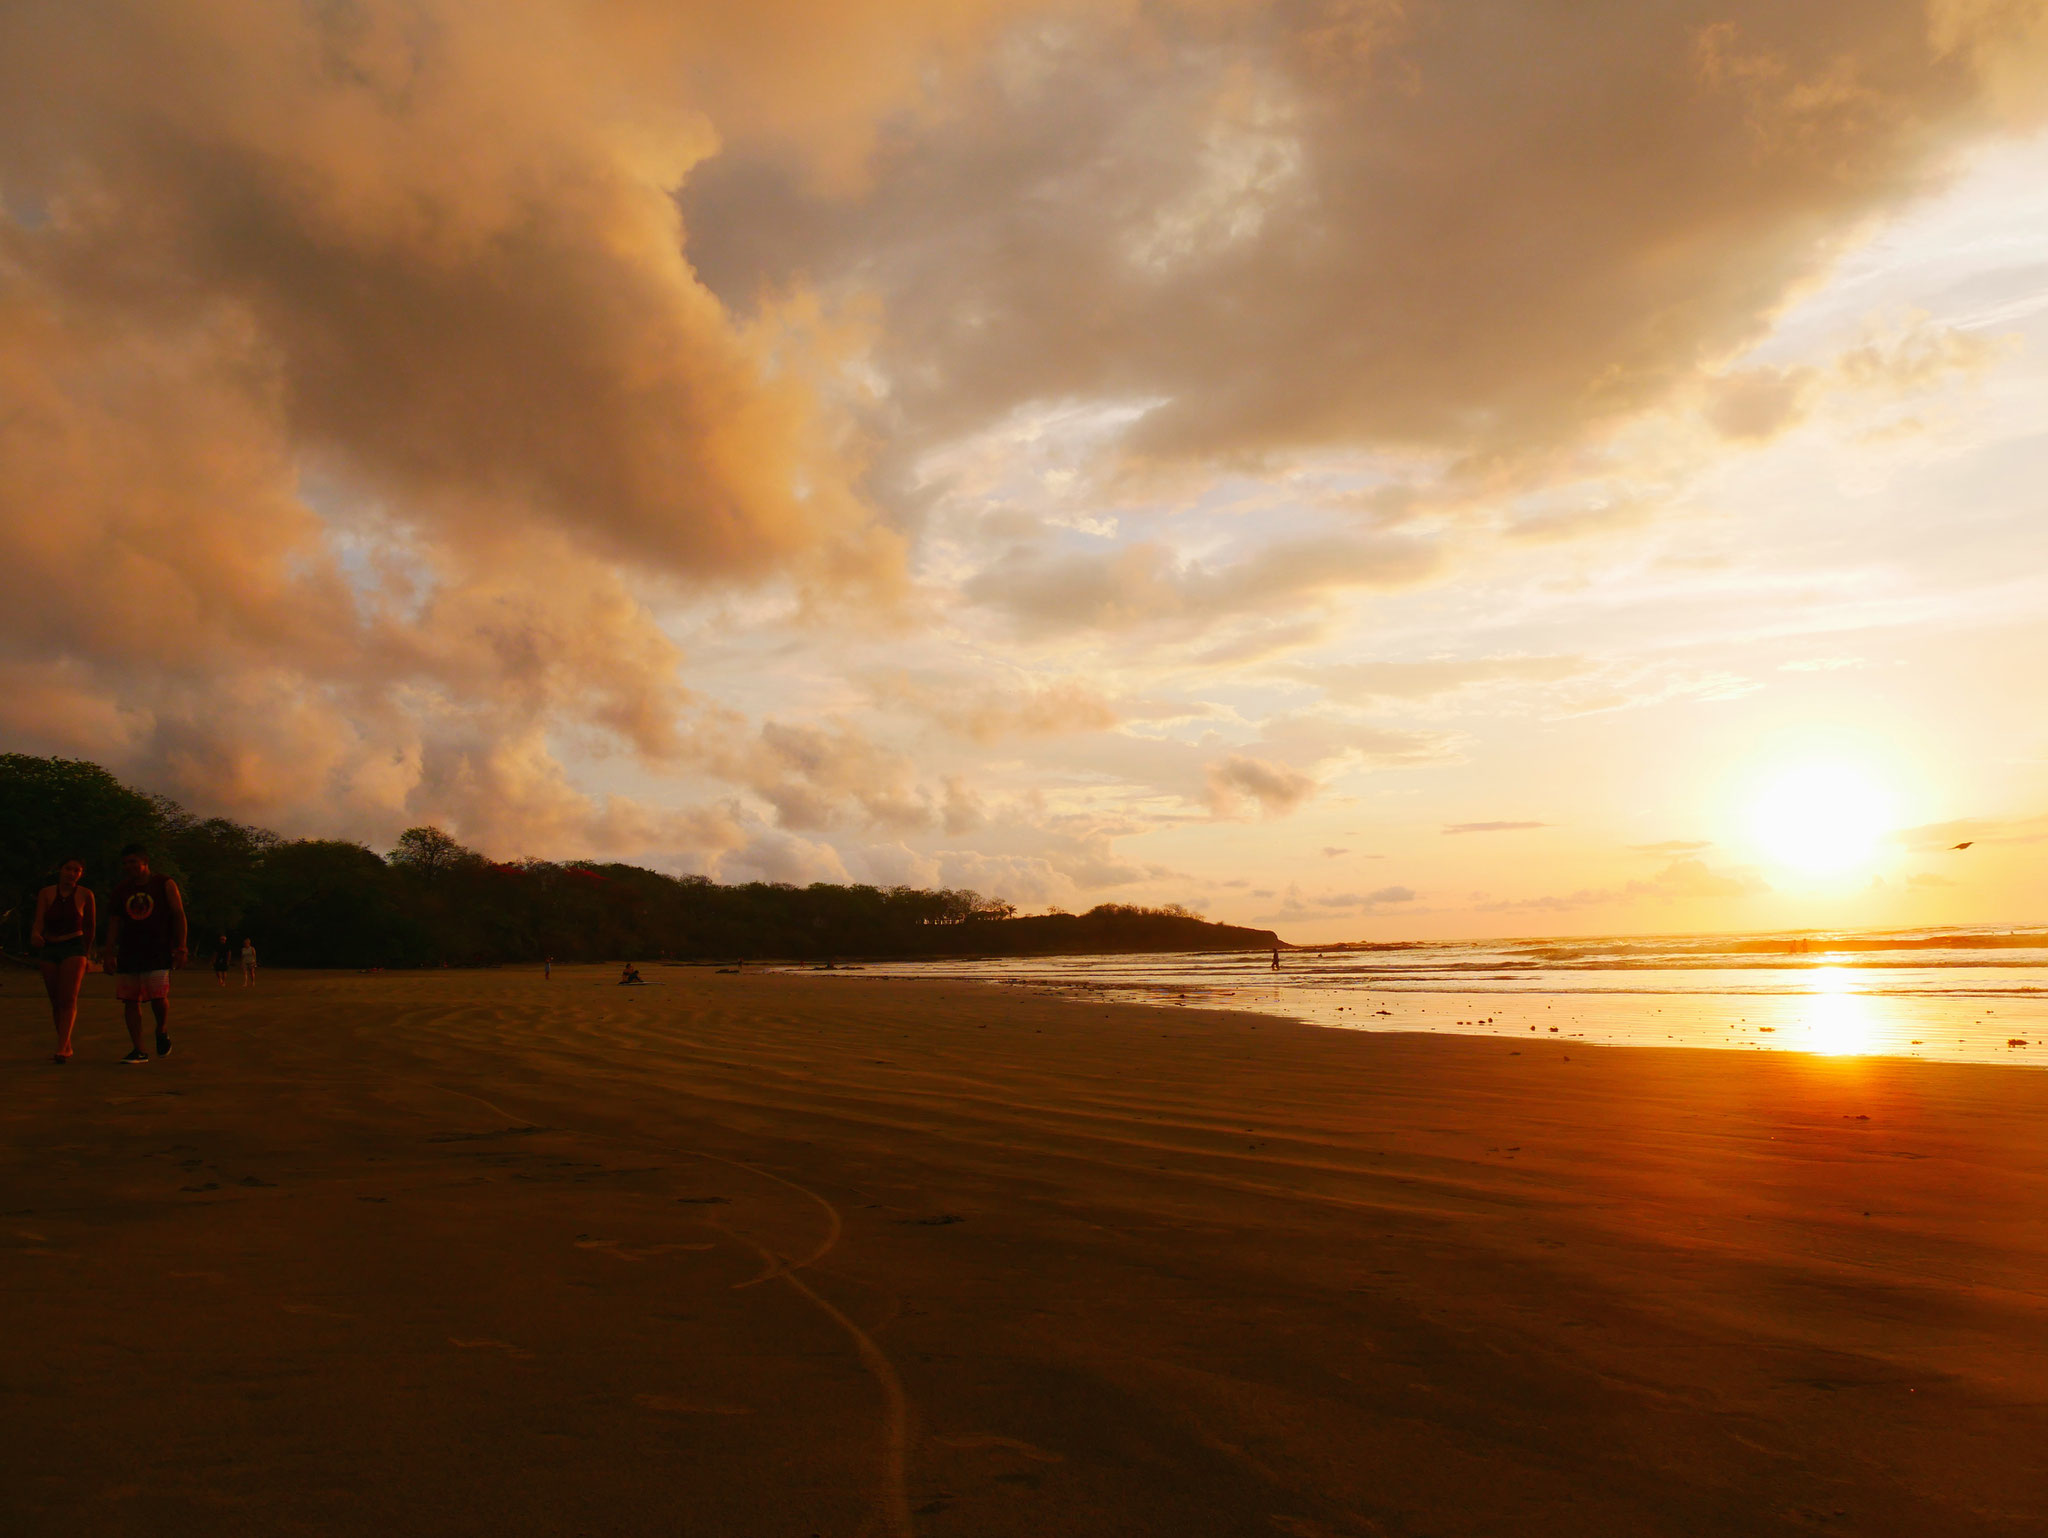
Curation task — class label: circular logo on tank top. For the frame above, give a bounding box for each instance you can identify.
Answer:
[126,890,156,920]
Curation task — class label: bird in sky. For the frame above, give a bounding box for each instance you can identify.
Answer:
[1952,841,1974,850]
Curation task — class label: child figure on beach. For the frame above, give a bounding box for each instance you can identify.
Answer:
[29,858,95,1062]
[104,844,187,1064]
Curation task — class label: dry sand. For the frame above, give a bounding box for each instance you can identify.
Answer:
[4,964,2046,1536]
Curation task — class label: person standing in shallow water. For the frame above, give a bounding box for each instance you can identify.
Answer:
[104,844,187,1064]
[29,858,95,1062]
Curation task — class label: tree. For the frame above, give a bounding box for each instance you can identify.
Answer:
[161,813,278,943]
[0,755,163,947]
[245,840,428,967]
[388,825,478,883]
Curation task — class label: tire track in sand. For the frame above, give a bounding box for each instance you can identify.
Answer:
[407,1075,911,1538]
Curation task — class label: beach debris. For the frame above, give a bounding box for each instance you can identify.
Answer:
[1843,1114,1870,1121]
[674,1195,731,1205]
[903,1214,966,1226]
[427,1125,548,1143]
[2007,1038,2028,1047]
[449,1337,534,1359]
[634,1394,751,1415]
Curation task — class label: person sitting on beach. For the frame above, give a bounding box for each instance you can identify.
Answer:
[212,934,234,987]
[30,857,95,1062]
[619,962,645,985]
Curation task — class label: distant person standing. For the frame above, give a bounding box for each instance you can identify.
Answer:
[544,955,553,980]
[212,934,233,987]
[104,844,186,1063]
[1271,948,1281,970]
[241,938,258,985]
[29,857,95,1062]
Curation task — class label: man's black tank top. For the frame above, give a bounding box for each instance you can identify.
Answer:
[112,874,174,971]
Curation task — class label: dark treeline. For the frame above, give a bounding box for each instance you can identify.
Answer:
[1,756,1280,967]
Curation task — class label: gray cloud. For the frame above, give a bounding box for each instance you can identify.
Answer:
[1205,755,1319,818]
[689,1,2044,481]
[963,532,1443,639]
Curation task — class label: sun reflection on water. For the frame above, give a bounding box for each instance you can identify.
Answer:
[1806,967,1875,1055]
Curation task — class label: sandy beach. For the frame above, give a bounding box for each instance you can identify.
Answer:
[5,965,2047,1536]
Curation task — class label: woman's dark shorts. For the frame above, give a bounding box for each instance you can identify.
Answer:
[39,936,90,964]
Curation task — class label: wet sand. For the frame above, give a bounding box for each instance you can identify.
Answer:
[4,965,2046,1536]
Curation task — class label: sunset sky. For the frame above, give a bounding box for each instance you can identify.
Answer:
[4,1,2047,940]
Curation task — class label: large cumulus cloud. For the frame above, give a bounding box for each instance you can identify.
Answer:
[688,0,2047,473]
[0,0,1014,846]
[3,0,2045,866]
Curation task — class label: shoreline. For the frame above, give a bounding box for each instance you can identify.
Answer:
[789,955,2048,1070]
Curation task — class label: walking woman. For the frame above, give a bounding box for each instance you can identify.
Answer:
[29,858,95,1062]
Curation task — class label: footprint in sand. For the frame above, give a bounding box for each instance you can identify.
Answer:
[574,1236,717,1261]
[933,1434,1063,1463]
[633,1393,751,1415]
[449,1337,534,1359]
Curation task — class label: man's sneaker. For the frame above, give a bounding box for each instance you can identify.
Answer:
[120,1050,150,1065]
[156,1030,173,1058]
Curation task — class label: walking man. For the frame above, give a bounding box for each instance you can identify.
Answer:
[104,843,187,1063]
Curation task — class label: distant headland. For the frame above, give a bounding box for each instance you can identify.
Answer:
[1,755,1279,967]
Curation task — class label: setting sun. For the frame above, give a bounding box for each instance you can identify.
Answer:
[1748,763,1895,876]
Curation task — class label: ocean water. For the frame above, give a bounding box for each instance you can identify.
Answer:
[809,926,2048,1065]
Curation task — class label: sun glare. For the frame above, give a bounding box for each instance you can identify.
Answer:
[1805,967,1875,1056]
[1748,762,1893,876]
